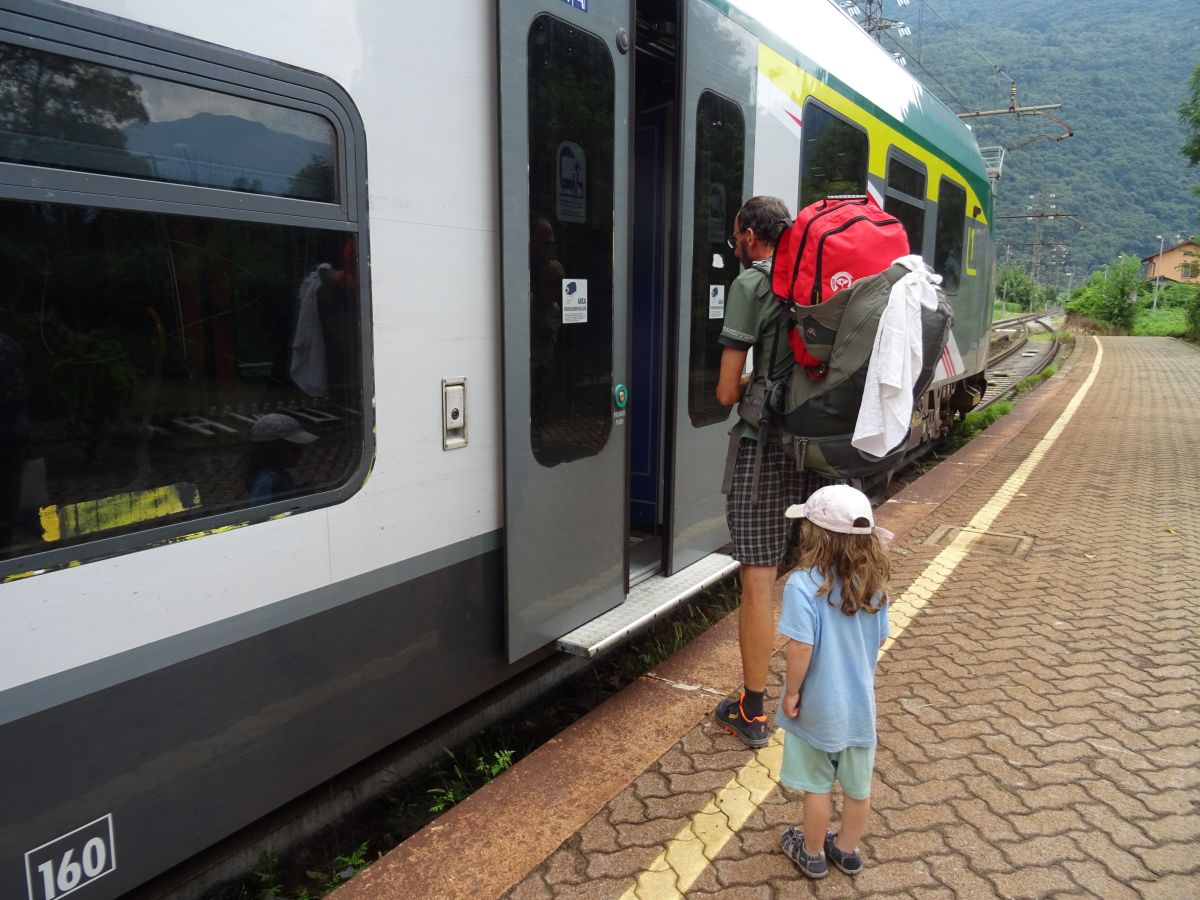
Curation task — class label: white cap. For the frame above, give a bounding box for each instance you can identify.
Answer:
[251,413,317,444]
[785,484,875,535]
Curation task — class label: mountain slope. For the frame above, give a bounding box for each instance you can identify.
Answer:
[885,0,1199,276]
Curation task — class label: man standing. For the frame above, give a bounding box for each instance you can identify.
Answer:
[714,195,798,748]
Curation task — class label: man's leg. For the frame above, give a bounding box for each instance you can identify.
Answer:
[715,436,790,747]
[738,563,777,695]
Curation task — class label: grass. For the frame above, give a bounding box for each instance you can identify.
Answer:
[937,399,1013,454]
[1015,364,1058,394]
[426,747,516,813]
[1131,306,1189,337]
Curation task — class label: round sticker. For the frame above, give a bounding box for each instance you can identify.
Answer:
[830,271,854,292]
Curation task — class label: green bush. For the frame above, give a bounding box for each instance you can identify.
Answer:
[1065,254,1144,330]
[1132,306,1189,337]
[1188,289,1200,340]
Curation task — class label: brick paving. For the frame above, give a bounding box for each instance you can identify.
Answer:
[335,336,1199,900]
[504,336,1200,898]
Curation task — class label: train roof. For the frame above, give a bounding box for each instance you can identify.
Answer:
[716,0,991,215]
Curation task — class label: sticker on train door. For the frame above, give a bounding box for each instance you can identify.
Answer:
[562,279,588,324]
[555,141,586,223]
[708,285,725,319]
[25,814,116,900]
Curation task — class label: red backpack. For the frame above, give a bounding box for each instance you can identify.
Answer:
[771,195,910,368]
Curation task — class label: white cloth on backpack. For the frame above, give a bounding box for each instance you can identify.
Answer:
[852,255,942,457]
[289,264,330,397]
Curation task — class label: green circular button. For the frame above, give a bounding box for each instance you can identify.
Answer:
[614,384,629,409]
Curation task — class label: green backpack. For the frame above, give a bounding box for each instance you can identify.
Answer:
[765,263,954,480]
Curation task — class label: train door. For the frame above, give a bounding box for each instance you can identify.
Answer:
[497,0,632,661]
[665,0,756,573]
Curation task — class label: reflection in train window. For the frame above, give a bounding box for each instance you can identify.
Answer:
[884,151,926,254]
[799,101,868,208]
[0,201,363,563]
[934,178,968,292]
[688,91,744,428]
[0,42,338,202]
[527,15,615,467]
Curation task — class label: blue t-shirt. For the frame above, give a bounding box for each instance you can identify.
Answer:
[776,567,890,751]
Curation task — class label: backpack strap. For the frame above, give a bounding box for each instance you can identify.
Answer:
[750,302,792,505]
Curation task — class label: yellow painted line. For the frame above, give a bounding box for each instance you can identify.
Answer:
[622,338,1104,899]
[40,483,200,542]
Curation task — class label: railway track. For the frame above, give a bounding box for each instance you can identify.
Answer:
[982,314,1061,409]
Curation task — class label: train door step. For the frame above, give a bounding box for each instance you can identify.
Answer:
[555,552,739,657]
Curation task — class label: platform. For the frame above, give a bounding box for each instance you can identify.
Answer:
[333,336,1199,899]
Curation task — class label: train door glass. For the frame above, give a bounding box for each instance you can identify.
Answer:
[666,0,756,574]
[497,1,630,661]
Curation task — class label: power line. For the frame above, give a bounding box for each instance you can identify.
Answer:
[912,0,1015,86]
[877,30,972,112]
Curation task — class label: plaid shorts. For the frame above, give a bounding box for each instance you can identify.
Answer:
[724,435,803,567]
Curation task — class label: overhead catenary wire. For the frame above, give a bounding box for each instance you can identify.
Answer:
[910,0,1016,87]
[877,30,973,113]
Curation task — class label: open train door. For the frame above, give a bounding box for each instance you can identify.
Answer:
[666,0,756,573]
[497,0,632,660]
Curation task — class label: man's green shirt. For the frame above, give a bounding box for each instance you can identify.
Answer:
[718,261,794,440]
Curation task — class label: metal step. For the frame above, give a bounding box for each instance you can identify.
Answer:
[555,552,740,658]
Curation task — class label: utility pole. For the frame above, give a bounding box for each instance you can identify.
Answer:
[1153,234,1165,311]
[839,1,912,65]
[856,0,912,39]
[995,192,1080,286]
[1001,244,1012,313]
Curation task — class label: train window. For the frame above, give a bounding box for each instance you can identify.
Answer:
[934,178,968,292]
[884,152,926,255]
[688,91,745,427]
[0,42,338,203]
[799,101,868,209]
[526,15,615,467]
[0,203,363,565]
[0,20,368,572]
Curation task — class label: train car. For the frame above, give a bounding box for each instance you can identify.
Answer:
[0,1,992,897]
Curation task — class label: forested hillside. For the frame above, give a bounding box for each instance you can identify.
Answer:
[881,0,1199,278]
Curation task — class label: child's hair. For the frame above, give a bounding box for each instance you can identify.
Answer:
[797,519,890,615]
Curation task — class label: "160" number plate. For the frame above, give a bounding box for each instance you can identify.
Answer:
[24,815,117,900]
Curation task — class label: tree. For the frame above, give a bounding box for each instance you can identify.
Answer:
[1182,62,1200,201]
[995,265,1036,311]
[1066,254,1142,329]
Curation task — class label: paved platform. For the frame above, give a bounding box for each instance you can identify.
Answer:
[334,336,1199,899]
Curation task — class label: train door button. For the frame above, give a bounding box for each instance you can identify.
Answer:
[613,384,628,409]
[443,378,467,450]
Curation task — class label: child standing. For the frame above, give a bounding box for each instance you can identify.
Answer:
[775,484,891,879]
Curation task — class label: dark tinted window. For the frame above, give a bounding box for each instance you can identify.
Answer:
[0,201,363,563]
[799,102,868,208]
[527,15,614,466]
[0,43,337,202]
[887,156,926,200]
[688,92,744,427]
[884,153,926,254]
[934,178,968,291]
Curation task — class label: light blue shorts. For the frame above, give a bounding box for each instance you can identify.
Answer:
[780,733,876,800]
